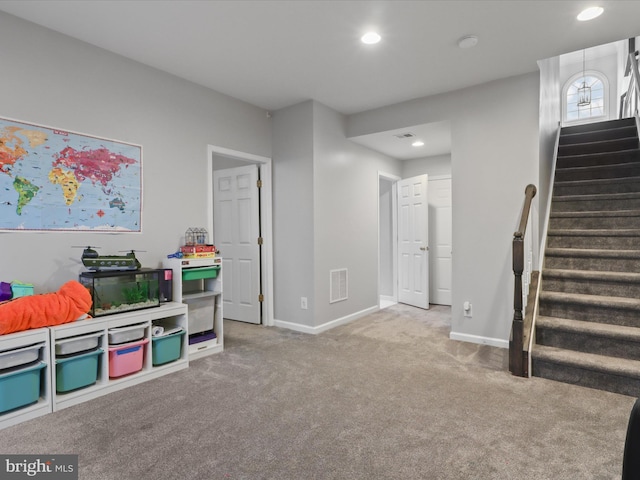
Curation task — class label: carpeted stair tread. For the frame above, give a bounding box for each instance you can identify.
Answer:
[537,315,640,341]
[548,228,640,237]
[533,344,640,380]
[552,191,640,202]
[542,268,640,283]
[560,118,636,135]
[545,247,640,259]
[560,126,638,144]
[556,148,640,162]
[554,175,640,188]
[539,291,640,310]
[550,209,640,218]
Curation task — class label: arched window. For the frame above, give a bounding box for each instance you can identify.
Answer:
[563,72,607,124]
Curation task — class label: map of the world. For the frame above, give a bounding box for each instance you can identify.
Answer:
[0,117,141,232]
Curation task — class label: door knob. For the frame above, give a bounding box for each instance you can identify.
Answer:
[420,246,428,251]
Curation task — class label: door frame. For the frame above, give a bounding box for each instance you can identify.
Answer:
[207,145,274,327]
[378,171,401,307]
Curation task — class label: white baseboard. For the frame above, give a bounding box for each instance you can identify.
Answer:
[449,331,509,349]
[273,306,379,335]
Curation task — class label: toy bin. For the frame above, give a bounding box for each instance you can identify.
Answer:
[0,343,43,371]
[55,332,102,356]
[56,349,103,393]
[108,324,146,345]
[152,329,185,366]
[0,362,46,414]
[108,338,149,378]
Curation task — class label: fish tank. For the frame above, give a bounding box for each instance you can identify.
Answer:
[79,269,161,317]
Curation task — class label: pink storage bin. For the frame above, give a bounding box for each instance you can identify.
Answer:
[108,338,149,378]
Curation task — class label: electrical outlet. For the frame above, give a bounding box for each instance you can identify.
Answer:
[301,297,308,309]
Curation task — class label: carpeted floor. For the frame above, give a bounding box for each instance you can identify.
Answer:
[0,303,634,479]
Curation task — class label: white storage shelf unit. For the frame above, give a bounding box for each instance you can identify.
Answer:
[49,302,188,411]
[0,328,52,430]
[163,257,223,360]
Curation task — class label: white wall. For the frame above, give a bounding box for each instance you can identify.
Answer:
[0,12,271,293]
[538,56,561,267]
[271,101,401,330]
[402,154,452,179]
[348,73,540,347]
[378,178,394,298]
[313,102,401,327]
[271,101,315,327]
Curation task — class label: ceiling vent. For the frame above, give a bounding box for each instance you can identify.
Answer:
[393,132,415,139]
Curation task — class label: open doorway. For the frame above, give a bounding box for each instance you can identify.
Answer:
[378,172,400,308]
[207,145,274,327]
[378,170,452,310]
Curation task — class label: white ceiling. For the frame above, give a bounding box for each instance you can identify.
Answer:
[1,0,639,159]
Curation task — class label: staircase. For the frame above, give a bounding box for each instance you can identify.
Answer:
[532,117,640,396]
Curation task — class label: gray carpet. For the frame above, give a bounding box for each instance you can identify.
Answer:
[0,304,634,479]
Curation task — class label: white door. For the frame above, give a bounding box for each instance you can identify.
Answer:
[429,177,452,305]
[213,165,261,324]
[398,174,429,309]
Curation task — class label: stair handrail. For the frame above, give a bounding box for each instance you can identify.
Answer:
[510,184,537,377]
[622,51,640,118]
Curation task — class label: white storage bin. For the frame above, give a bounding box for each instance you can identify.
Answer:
[184,297,214,334]
[55,332,102,356]
[0,343,44,370]
[108,323,146,345]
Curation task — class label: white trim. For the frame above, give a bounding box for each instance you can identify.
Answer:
[273,306,379,335]
[449,331,509,349]
[206,145,274,327]
[377,171,399,306]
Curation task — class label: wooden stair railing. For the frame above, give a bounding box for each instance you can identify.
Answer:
[510,184,537,377]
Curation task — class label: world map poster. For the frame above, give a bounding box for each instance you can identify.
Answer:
[0,116,142,232]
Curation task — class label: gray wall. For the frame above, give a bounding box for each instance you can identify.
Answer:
[271,101,315,326]
[271,101,401,329]
[312,102,400,326]
[0,12,271,292]
[538,57,561,269]
[378,178,394,298]
[402,154,452,179]
[348,73,540,346]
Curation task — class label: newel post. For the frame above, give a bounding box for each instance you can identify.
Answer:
[510,232,525,376]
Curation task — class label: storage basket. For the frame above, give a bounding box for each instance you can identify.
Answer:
[108,324,146,345]
[0,343,43,371]
[55,332,102,356]
[56,349,103,393]
[152,329,185,366]
[0,362,45,413]
[108,338,148,378]
[182,266,219,281]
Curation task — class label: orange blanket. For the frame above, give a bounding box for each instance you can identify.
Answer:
[0,280,92,335]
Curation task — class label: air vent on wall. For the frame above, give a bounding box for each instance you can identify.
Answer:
[330,269,348,303]
[393,132,416,139]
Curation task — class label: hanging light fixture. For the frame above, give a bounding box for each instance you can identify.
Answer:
[577,49,591,106]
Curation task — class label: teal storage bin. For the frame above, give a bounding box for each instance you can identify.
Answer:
[56,349,102,393]
[152,330,185,366]
[0,361,45,414]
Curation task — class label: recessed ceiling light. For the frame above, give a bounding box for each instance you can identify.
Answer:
[361,32,381,45]
[412,140,425,147]
[458,35,479,49]
[577,6,603,21]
